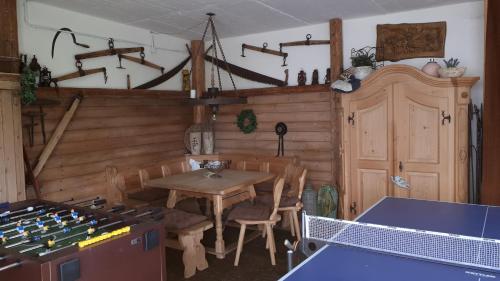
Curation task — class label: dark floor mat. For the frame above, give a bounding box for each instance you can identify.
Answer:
[166,228,303,281]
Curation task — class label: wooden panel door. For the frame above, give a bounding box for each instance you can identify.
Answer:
[394,83,452,201]
[347,86,393,218]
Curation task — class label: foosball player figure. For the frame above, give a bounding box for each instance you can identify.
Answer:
[0,231,6,245]
[46,236,56,248]
[16,222,25,235]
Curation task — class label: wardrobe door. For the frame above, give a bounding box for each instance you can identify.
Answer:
[347,86,393,218]
[394,83,452,201]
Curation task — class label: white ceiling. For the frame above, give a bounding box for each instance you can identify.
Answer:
[33,0,480,39]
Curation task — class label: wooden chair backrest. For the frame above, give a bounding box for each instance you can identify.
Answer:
[288,166,307,198]
[138,165,164,189]
[296,168,308,200]
[235,160,269,172]
[269,177,285,221]
[162,160,190,176]
[105,166,127,205]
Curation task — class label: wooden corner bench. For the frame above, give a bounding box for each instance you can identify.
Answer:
[163,208,213,278]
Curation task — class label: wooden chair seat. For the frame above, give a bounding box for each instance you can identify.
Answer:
[255,193,299,208]
[231,177,285,266]
[227,202,271,221]
[254,181,291,194]
[164,208,208,231]
[163,208,213,279]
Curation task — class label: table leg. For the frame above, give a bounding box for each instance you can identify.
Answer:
[248,184,256,203]
[166,190,178,208]
[213,195,225,259]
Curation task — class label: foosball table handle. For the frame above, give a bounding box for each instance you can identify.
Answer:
[0,260,21,272]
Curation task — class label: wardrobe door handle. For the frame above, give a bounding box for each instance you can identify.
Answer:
[399,161,403,172]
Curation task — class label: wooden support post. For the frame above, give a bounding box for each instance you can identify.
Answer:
[0,0,19,73]
[0,73,25,202]
[330,18,343,215]
[482,0,500,205]
[191,40,206,124]
[33,95,82,177]
[329,18,343,82]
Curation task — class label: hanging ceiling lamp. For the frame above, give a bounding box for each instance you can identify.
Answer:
[191,13,246,120]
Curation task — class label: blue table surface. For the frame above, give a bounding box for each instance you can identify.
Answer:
[280,197,500,281]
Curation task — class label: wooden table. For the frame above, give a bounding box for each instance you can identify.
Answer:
[144,169,274,259]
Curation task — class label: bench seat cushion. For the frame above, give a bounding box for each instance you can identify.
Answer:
[127,187,170,202]
[255,194,299,208]
[164,208,208,231]
[254,181,291,194]
[227,202,271,222]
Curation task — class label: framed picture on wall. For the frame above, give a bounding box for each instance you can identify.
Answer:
[376,21,447,62]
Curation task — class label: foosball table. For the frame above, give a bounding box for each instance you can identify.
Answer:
[0,199,166,281]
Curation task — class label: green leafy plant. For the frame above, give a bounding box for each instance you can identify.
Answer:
[443,58,460,68]
[351,48,376,68]
[236,109,257,134]
[20,67,38,105]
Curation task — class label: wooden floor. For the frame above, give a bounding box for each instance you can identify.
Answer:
[166,227,301,281]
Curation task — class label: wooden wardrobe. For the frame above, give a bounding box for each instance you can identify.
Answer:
[339,65,479,219]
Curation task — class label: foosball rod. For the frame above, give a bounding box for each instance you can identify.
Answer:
[38,218,126,257]
[62,196,100,205]
[0,260,21,272]
[2,209,71,234]
[77,199,107,209]
[0,205,45,218]
[0,207,66,228]
[19,218,107,254]
[4,215,91,247]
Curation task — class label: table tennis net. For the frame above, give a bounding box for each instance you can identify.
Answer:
[304,214,500,271]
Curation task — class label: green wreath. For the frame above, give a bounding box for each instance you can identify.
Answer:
[236,109,257,134]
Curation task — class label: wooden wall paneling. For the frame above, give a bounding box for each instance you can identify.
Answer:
[0,0,19,73]
[23,88,192,202]
[0,73,25,202]
[214,91,335,187]
[482,0,500,205]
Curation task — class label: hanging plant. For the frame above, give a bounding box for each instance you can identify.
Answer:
[20,66,38,105]
[236,109,257,134]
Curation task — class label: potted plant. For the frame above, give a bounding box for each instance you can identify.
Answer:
[20,66,38,105]
[350,47,376,80]
[438,58,466,78]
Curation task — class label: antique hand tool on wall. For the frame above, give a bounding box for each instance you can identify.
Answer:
[205,51,287,87]
[74,38,143,61]
[279,34,330,53]
[52,60,107,85]
[275,122,288,156]
[33,95,83,177]
[134,45,193,89]
[51,27,90,58]
[241,42,288,66]
[118,51,165,73]
[134,44,209,89]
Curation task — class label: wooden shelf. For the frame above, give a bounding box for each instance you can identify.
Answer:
[35,87,189,98]
[221,84,330,97]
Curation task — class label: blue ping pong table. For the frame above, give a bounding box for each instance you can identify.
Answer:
[280,197,500,281]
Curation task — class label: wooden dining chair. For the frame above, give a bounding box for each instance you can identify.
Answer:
[281,167,307,241]
[235,160,270,173]
[255,166,307,241]
[160,163,203,215]
[227,176,285,266]
[161,160,190,176]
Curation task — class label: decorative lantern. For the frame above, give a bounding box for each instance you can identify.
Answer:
[202,122,215,155]
[185,124,202,155]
